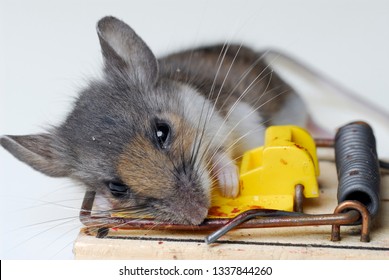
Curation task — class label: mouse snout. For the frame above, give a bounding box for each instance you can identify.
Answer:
[169,197,209,225]
[158,174,211,225]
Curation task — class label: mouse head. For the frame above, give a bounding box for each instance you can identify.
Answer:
[1,16,231,225]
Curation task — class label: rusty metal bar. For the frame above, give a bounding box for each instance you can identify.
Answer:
[331,200,370,242]
[79,191,369,243]
[294,184,304,213]
[205,201,366,244]
[314,138,335,148]
[79,191,96,225]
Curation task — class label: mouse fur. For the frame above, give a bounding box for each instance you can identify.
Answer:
[0,16,308,225]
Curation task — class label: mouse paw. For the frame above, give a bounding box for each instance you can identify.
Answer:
[213,153,239,198]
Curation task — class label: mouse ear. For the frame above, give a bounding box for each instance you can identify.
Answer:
[96,16,158,87]
[0,134,70,177]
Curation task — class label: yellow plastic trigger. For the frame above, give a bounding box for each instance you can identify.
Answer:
[208,125,320,218]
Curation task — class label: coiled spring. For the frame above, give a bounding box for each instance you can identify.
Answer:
[335,121,380,218]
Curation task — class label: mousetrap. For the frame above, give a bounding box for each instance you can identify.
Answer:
[74,121,389,259]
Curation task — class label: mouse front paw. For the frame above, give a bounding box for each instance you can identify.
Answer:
[212,152,239,198]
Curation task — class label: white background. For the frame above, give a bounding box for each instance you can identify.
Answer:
[1,0,389,259]
[1,260,387,279]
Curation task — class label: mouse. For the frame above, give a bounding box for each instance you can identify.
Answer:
[0,16,309,225]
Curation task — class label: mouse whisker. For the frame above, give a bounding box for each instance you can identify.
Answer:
[192,69,275,175]
[216,50,271,112]
[189,43,234,168]
[4,215,81,253]
[3,215,80,235]
[206,43,243,124]
[199,87,291,180]
[190,50,277,169]
[207,87,290,164]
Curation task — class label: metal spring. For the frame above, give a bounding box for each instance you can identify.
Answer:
[335,121,380,218]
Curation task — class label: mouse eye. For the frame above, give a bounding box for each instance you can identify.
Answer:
[155,122,171,149]
[108,182,128,198]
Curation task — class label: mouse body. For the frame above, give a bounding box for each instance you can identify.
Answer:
[0,16,308,225]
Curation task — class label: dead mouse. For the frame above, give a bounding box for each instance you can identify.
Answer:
[0,16,309,225]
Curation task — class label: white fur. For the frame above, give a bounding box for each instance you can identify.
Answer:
[179,85,238,195]
[179,85,233,157]
[227,102,266,157]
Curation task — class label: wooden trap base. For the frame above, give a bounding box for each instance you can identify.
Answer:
[73,162,389,259]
